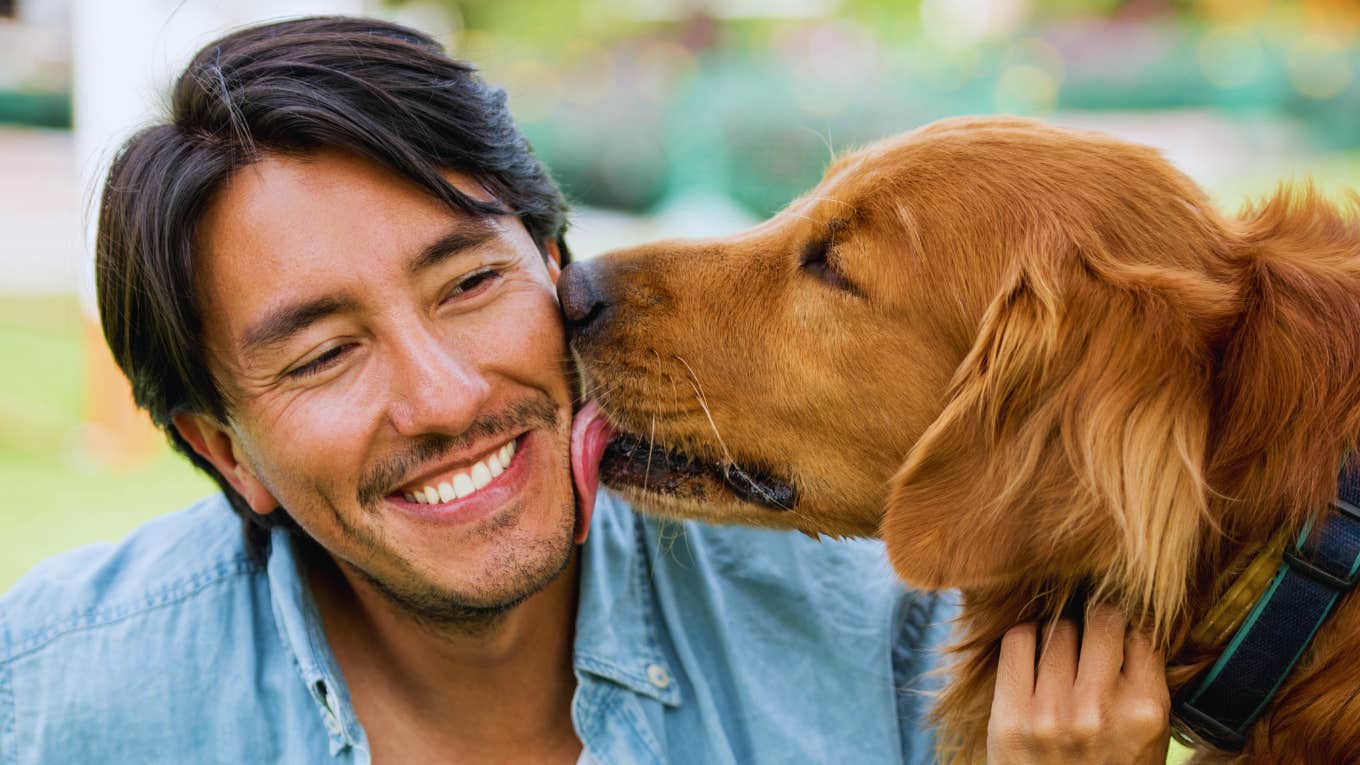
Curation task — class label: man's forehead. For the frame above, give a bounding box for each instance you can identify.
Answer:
[205,149,499,267]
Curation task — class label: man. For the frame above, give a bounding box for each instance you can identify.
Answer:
[0,16,1169,764]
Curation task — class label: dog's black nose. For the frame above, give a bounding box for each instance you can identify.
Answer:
[558,261,609,332]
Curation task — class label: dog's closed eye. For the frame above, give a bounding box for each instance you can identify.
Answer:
[799,228,860,296]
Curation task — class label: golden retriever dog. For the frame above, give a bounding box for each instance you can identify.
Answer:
[559,116,1360,763]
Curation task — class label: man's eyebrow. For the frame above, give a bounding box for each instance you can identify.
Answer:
[239,295,358,356]
[408,218,500,276]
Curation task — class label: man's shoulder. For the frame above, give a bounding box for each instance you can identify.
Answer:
[0,496,319,762]
[0,494,258,662]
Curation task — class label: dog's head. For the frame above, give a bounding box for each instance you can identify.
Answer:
[564,116,1360,625]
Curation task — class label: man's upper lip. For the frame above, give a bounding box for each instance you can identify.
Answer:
[390,434,519,495]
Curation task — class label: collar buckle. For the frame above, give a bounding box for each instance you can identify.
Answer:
[1329,496,1360,523]
[1173,699,1247,751]
[1282,498,1360,591]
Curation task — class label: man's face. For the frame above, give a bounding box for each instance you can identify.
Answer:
[184,148,576,622]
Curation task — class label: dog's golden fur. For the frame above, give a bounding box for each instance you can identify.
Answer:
[566,116,1360,763]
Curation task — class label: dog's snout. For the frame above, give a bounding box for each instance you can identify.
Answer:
[558,262,610,333]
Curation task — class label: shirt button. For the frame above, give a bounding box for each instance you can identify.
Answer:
[646,663,671,689]
[322,710,342,735]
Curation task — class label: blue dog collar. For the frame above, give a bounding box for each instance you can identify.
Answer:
[1173,463,1360,751]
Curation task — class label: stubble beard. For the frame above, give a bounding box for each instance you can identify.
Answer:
[352,494,576,636]
[322,395,581,636]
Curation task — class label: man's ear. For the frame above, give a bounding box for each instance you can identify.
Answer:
[545,239,562,284]
[172,412,279,516]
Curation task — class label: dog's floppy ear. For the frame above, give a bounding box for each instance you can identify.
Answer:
[882,229,1228,625]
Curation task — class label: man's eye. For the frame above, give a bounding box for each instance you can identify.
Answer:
[446,268,501,300]
[287,344,352,379]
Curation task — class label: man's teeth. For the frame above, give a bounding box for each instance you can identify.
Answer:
[403,440,517,505]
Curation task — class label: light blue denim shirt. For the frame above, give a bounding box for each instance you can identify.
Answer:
[0,491,955,764]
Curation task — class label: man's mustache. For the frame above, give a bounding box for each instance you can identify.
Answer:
[356,396,561,508]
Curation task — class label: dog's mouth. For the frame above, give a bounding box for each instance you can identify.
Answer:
[599,432,799,511]
[572,397,799,512]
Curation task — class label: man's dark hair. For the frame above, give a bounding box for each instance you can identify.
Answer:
[95,16,570,561]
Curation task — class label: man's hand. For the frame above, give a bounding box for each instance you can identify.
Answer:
[987,604,1171,764]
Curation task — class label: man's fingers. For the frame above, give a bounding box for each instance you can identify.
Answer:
[989,622,1037,756]
[987,615,1172,764]
[1034,618,1079,699]
[1074,604,1125,693]
[995,621,1038,702]
[1021,617,1077,754]
[1119,625,1173,756]
[1122,624,1167,687]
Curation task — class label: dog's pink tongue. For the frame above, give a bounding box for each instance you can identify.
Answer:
[570,399,616,544]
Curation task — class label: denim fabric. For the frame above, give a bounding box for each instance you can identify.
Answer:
[0,491,955,764]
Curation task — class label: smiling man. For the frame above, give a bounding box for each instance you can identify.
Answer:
[0,15,1167,765]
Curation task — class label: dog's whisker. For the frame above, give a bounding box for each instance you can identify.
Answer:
[800,125,835,165]
[674,354,736,467]
[659,350,684,431]
[654,518,688,568]
[804,194,855,212]
[643,413,656,496]
[674,353,798,513]
[780,212,819,226]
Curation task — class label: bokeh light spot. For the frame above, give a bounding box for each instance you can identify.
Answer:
[1198,27,1267,89]
[995,64,1059,113]
[1286,34,1353,99]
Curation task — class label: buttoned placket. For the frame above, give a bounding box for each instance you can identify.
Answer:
[571,508,685,764]
[267,529,370,761]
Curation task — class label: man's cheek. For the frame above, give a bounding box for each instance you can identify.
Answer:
[490,293,569,375]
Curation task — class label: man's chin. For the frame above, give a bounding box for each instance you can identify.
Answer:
[352,517,578,634]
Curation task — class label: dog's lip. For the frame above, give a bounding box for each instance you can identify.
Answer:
[599,430,798,511]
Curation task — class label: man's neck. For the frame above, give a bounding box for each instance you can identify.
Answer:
[305,549,582,763]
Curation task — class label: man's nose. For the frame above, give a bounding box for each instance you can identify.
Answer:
[387,327,492,437]
[557,261,610,335]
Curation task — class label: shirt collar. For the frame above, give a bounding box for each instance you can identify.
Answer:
[573,491,682,707]
[262,489,682,757]
[266,528,365,756]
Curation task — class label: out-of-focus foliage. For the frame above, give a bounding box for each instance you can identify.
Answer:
[0,90,68,127]
[389,0,1359,216]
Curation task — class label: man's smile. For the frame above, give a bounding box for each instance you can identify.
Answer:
[397,435,519,504]
[384,430,554,526]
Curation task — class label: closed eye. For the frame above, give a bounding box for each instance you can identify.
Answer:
[287,343,354,379]
[446,268,501,300]
[800,238,860,295]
